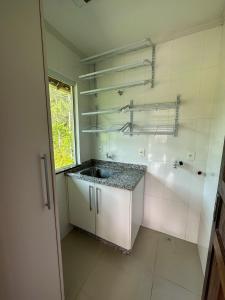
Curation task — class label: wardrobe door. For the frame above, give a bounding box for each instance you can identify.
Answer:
[0,1,63,300]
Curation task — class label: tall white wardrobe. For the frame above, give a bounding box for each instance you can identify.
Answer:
[0,1,63,299]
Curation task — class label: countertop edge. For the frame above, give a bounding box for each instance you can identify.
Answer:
[67,171,145,191]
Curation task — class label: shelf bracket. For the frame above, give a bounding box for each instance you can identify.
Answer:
[93,64,98,98]
[174,95,181,137]
[129,100,134,136]
[151,45,156,88]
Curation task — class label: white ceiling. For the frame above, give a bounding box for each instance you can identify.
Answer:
[43,0,225,57]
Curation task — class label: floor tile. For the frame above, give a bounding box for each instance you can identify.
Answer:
[99,227,158,274]
[154,233,203,295]
[151,277,201,300]
[62,227,203,300]
[76,291,93,300]
[132,227,159,271]
[79,260,153,300]
[61,230,104,299]
[62,230,104,254]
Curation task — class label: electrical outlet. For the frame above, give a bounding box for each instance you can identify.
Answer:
[98,145,103,152]
[187,152,195,161]
[138,148,145,157]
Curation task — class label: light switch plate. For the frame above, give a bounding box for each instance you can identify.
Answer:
[138,148,145,157]
[187,151,196,161]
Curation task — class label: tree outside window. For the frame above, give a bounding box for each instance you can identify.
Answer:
[49,77,76,171]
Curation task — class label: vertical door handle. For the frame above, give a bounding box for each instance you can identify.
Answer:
[96,187,100,214]
[89,186,94,211]
[40,154,51,210]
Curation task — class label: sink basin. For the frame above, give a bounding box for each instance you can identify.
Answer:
[80,167,115,179]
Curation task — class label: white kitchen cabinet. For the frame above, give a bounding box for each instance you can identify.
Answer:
[68,176,144,250]
[68,177,95,234]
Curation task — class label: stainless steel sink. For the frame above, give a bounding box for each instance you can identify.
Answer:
[80,167,115,179]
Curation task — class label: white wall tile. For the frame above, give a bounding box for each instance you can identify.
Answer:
[202,27,222,68]
[55,174,73,239]
[144,163,165,198]
[198,215,212,273]
[198,24,225,272]
[186,210,200,244]
[160,197,188,240]
[92,27,222,245]
[170,30,204,73]
[46,29,92,238]
[143,194,167,232]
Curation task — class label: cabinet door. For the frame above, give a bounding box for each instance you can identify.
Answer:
[0,1,62,299]
[95,184,131,249]
[68,177,95,234]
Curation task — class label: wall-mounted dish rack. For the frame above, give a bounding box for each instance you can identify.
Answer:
[81,95,181,136]
[79,38,156,95]
[82,122,130,133]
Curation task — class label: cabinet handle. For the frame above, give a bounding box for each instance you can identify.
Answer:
[96,187,100,214]
[40,154,51,210]
[89,186,93,211]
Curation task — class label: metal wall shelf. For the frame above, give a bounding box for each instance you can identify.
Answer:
[82,99,179,116]
[79,38,156,95]
[131,101,178,112]
[82,104,130,116]
[81,96,181,136]
[82,122,130,133]
[80,39,153,64]
[123,125,176,136]
[79,59,151,80]
[80,80,151,96]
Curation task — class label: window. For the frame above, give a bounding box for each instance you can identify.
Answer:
[48,77,76,171]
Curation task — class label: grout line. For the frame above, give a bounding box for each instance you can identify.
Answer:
[149,233,161,299]
[64,232,105,300]
[67,229,202,300]
[74,247,105,300]
[149,232,202,299]
[159,275,202,297]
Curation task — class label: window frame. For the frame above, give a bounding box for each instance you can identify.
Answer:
[48,70,79,174]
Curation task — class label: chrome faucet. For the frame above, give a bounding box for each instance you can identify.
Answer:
[106,153,113,160]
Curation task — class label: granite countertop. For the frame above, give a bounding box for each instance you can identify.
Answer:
[66,159,146,191]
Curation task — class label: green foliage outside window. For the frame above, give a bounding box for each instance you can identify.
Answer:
[49,82,75,170]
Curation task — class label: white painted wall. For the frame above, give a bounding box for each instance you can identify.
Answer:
[45,28,91,163]
[44,27,91,239]
[44,24,225,248]
[91,27,222,244]
[198,23,225,272]
[55,173,72,239]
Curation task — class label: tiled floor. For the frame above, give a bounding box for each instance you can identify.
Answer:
[61,227,204,300]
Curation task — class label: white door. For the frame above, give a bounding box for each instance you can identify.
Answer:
[68,177,95,234]
[0,1,62,299]
[95,184,131,249]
